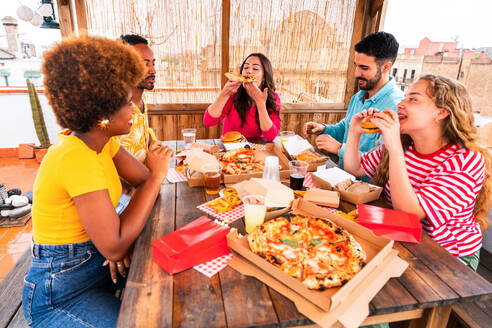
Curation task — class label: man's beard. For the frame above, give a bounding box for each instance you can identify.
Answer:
[357,67,382,91]
[137,75,155,90]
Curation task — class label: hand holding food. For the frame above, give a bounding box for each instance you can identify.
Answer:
[361,111,392,134]
[303,122,325,137]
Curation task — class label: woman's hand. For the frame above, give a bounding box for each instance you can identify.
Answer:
[371,109,402,154]
[220,80,241,98]
[145,142,174,183]
[103,253,132,283]
[243,82,268,107]
[348,108,377,136]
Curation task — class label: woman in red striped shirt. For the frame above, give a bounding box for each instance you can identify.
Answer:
[344,74,491,269]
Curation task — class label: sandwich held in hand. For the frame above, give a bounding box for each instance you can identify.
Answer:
[224,72,257,83]
[361,111,392,134]
[247,213,366,290]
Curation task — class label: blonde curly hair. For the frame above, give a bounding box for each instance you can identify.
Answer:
[372,74,491,230]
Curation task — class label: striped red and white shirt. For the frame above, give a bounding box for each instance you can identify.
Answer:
[361,142,485,257]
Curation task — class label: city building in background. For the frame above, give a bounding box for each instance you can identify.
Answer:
[392,37,492,115]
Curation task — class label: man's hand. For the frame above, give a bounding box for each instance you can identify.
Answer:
[303,122,325,137]
[103,253,132,283]
[315,134,342,154]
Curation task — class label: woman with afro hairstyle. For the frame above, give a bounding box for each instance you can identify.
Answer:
[344,74,490,270]
[22,36,173,327]
[203,53,281,141]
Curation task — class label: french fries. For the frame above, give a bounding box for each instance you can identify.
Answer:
[206,188,241,213]
[293,190,306,199]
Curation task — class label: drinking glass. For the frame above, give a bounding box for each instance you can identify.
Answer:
[182,128,197,149]
[279,131,295,152]
[243,195,266,234]
[202,163,222,195]
[289,160,308,190]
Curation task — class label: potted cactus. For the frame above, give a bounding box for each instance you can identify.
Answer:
[26,79,51,163]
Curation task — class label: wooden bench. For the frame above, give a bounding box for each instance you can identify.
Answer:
[0,249,30,328]
[450,248,492,328]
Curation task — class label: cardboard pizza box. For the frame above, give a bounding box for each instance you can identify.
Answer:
[222,143,291,184]
[311,168,382,204]
[303,188,339,208]
[185,148,222,187]
[280,136,328,172]
[226,199,408,327]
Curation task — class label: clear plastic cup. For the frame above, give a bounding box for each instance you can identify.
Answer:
[182,128,196,149]
[289,160,308,190]
[242,195,266,234]
[262,156,280,181]
[279,131,295,152]
[202,163,222,195]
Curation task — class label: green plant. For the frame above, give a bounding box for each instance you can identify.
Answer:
[26,79,50,148]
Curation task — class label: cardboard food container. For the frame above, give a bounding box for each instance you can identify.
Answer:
[282,137,328,172]
[303,188,339,208]
[357,204,423,243]
[227,199,408,328]
[222,143,291,184]
[231,178,294,221]
[185,148,222,187]
[152,216,230,275]
[311,168,383,204]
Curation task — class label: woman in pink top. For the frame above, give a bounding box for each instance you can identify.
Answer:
[203,53,281,141]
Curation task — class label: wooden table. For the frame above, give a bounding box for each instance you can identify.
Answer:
[117,139,492,328]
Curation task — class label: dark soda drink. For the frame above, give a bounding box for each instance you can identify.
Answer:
[290,173,305,190]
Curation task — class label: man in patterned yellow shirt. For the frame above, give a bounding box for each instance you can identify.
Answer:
[114,35,159,213]
[115,34,157,163]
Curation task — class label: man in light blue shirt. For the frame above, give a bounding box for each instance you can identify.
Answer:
[304,32,403,170]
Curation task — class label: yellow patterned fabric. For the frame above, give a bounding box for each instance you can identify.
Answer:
[114,102,156,162]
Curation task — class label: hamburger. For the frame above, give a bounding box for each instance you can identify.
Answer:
[221,131,245,143]
[224,72,257,83]
[361,111,392,134]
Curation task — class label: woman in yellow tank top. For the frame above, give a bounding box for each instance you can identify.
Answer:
[22,36,173,328]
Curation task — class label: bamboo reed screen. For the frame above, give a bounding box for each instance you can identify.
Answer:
[84,0,356,104]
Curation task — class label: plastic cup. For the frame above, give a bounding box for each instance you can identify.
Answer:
[202,163,222,195]
[279,131,295,152]
[182,128,197,149]
[262,156,280,181]
[243,195,266,234]
[289,160,308,190]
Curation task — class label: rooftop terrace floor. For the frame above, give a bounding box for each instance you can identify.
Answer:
[0,157,39,283]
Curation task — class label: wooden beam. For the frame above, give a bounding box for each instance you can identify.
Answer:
[343,0,369,108]
[376,0,389,31]
[220,0,230,88]
[73,0,88,35]
[56,0,75,38]
[370,0,385,17]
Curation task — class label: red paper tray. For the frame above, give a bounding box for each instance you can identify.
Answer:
[357,204,422,243]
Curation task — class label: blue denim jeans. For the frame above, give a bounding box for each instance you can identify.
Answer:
[115,194,131,215]
[22,241,125,328]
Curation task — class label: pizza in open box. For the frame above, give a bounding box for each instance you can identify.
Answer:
[247,213,366,290]
[220,148,265,175]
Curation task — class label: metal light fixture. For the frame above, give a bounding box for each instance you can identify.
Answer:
[40,0,59,29]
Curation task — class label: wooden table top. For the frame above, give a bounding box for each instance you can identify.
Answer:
[117,139,492,328]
